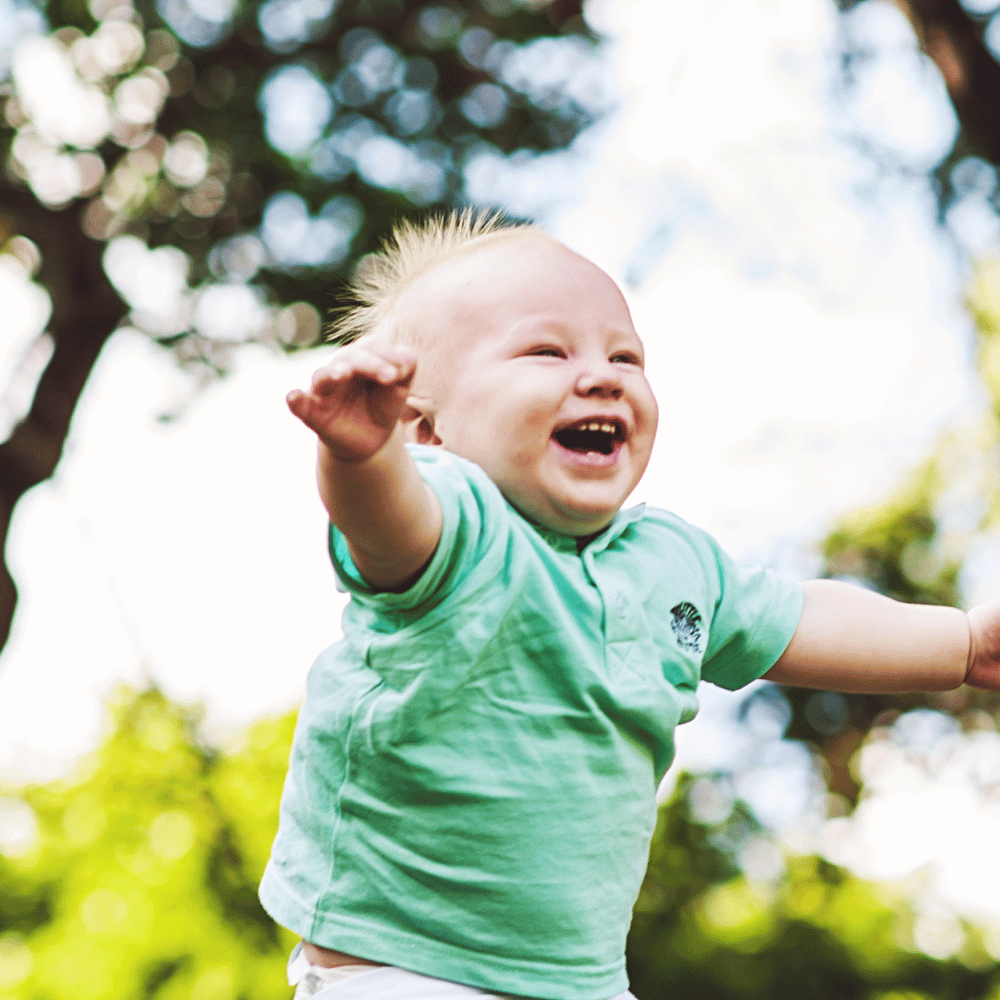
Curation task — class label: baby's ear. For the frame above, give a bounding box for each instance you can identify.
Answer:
[400,400,442,446]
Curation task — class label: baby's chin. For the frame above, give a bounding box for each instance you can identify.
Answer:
[502,492,621,538]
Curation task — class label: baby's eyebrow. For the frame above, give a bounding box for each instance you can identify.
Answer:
[511,317,639,337]
[506,316,571,336]
[607,331,644,353]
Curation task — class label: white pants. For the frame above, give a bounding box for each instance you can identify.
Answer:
[288,943,637,1000]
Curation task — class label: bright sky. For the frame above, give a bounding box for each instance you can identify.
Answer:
[1,0,998,953]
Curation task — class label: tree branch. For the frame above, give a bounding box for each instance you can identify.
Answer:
[843,0,1000,165]
[0,181,127,652]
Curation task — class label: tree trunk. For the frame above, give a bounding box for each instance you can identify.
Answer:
[0,184,127,654]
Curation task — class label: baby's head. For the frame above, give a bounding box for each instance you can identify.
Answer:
[333,210,658,536]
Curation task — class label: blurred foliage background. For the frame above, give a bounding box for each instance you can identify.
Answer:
[6,683,1000,1000]
[10,0,1000,997]
[0,0,604,649]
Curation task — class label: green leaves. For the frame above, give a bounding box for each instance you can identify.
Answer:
[628,795,998,1000]
[0,687,295,999]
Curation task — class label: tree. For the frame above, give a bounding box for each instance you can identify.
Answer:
[0,687,296,998]
[0,0,602,654]
[838,0,1000,206]
[752,0,1000,801]
[766,271,1000,802]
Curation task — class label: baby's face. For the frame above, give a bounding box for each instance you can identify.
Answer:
[398,235,658,536]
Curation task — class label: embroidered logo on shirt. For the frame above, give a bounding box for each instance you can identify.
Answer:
[670,602,704,653]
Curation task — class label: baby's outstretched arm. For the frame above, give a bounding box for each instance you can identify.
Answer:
[287,341,441,590]
[764,579,1000,693]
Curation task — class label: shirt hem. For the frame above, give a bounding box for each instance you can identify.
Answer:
[259,872,627,1000]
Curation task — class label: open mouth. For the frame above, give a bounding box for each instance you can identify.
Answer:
[552,418,625,456]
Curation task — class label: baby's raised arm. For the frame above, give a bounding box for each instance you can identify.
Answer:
[287,341,441,590]
[763,579,1000,692]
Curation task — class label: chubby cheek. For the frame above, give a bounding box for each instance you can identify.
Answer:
[512,405,557,459]
[439,378,563,477]
[486,423,551,501]
[636,378,658,430]
[632,386,658,460]
[439,404,538,478]
[484,411,558,508]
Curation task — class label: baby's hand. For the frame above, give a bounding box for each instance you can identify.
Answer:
[965,600,1000,689]
[287,342,417,463]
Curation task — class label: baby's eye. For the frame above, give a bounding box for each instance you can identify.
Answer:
[529,346,566,358]
[610,352,642,367]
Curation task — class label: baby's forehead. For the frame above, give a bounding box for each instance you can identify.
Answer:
[406,231,565,300]
[396,233,622,330]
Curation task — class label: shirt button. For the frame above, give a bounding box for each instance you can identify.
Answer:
[614,592,629,617]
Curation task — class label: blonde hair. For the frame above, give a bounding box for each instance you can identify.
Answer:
[328,208,540,345]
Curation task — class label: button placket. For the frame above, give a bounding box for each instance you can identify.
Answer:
[584,553,636,647]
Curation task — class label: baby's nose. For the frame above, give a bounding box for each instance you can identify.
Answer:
[575,366,624,398]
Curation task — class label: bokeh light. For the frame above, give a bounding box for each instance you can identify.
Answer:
[260,191,361,268]
[259,65,334,154]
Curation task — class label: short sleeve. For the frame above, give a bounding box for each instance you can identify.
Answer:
[700,542,804,691]
[328,445,506,615]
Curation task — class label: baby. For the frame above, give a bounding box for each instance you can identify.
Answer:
[260,211,1000,1000]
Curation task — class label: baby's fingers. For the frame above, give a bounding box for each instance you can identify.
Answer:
[286,387,307,415]
[286,387,327,429]
[314,345,416,395]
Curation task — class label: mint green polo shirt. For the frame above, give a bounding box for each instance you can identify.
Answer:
[260,446,802,1000]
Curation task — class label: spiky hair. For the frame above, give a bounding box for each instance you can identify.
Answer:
[328,208,540,345]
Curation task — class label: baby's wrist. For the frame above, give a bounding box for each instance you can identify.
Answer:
[965,611,976,684]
